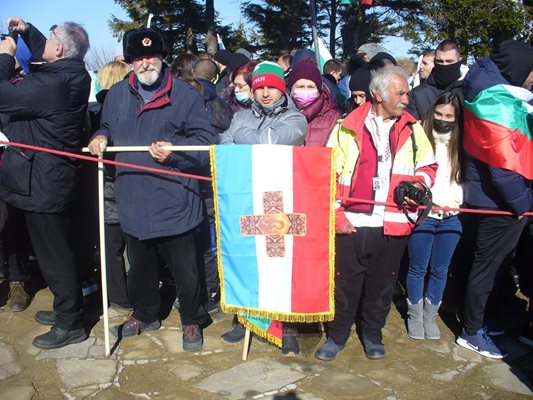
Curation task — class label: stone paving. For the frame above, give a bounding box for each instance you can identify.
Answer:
[0,284,532,400]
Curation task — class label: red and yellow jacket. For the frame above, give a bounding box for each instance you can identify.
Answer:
[327,102,438,236]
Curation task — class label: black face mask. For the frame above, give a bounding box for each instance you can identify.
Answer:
[433,118,455,134]
[432,62,462,88]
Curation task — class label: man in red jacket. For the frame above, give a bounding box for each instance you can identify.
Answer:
[315,66,437,361]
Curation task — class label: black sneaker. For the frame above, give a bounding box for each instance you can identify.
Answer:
[221,322,246,343]
[281,335,300,356]
[32,326,87,350]
[183,324,203,352]
[111,317,161,337]
[35,311,57,326]
[315,337,346,361]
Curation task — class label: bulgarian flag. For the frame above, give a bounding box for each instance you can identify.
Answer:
[464,83,533,179]
[210,145,335,345]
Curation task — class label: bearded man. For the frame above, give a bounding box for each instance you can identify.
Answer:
[88,28,217,352]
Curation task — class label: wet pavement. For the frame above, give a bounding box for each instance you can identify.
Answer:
[0,279,532,400]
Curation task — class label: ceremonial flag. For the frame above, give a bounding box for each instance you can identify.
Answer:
[340,0,373,5]
[211,145,336,325]
[463,84,533,179]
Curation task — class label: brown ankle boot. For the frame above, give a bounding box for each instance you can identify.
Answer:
[7,281,31,312]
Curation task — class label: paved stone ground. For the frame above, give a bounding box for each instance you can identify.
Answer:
[0,279,532,400]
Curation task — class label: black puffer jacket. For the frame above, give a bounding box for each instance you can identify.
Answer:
[406,74,464,120]
[0,25,91,212]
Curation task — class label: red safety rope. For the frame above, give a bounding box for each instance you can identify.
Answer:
[1,141,531,216]
[0,141,213,182]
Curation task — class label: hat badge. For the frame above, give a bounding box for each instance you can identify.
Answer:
[142,37,152,47]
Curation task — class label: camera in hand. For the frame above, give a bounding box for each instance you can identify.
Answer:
[394,181,431,206]
[1,29,19,42]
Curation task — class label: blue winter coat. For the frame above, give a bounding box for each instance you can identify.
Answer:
[462,57,532,214]
[95,66,217,240]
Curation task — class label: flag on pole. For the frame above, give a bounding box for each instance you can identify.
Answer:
[311,34,333,72]
[211,145,336,326]
[217,34,225,50]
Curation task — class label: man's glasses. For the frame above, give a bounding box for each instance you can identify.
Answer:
[49,24,62,45]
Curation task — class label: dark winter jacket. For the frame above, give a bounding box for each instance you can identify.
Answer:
[300,87,340,147]
[462,57,533,214]
[406,74,464,120]
[197,77,233,134]
[95,66,217,240]
[0,25,91,213]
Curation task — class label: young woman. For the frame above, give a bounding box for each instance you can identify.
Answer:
[406,91,463,340]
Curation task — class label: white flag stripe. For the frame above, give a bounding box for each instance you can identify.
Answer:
[252,145,294,312]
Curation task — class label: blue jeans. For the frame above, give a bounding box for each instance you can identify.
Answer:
[407,215,462,304]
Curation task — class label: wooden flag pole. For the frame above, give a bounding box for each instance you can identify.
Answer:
[98,157,111,356]
[81,145,210,153]
[242,328,251,361]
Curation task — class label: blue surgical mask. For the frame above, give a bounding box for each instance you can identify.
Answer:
[235,92,251,103]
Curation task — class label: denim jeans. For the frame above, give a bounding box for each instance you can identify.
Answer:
[407,215,462,304]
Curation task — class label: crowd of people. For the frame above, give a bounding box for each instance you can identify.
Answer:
[0,16,532,366]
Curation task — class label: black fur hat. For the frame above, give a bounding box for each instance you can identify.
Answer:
[123,27,167,63]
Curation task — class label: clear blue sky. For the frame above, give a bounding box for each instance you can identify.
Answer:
[1,0,410,59]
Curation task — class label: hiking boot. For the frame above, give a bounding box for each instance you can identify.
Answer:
[35,310,56,326]
[456,327,507,359]
[281,335,300,356]
[407,298,424,339]
[111,317,161,338]
[7,281,30,312]
[361,334,385,359]
[183,324,203,352]
[315,337,346,361]
[32,326,87,350]
[221,322,246,343]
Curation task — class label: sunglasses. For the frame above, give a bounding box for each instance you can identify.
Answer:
[49,24,62,45]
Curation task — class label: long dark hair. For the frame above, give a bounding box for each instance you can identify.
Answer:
[422,91,463,184]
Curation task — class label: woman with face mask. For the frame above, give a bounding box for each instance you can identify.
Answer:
[224,60,258,113]
[405,92,464,341]
[287,60,340,147]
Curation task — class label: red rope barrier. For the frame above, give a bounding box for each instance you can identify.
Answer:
[0,141,213,182]
[2,141,530,217]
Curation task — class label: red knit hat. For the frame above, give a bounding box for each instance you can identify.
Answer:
[251,61,286,93]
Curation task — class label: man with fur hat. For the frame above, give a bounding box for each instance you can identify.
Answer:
[219,61,307,355]
[88,27,217,352]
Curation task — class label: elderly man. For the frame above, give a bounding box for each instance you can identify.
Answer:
[0,17,91,349]
[407,39,465,120]
[88,27,217,352]
[315,66,437,361]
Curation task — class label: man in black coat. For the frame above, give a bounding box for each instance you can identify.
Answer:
[0,17,91,349]
[406,39,465,120]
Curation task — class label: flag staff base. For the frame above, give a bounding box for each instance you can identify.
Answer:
[242,328,251,361]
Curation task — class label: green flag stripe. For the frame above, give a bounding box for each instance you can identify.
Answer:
[464,84,532,138]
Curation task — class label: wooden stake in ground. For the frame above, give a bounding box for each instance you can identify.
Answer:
[242,328,251,361]
[98,157,111,356]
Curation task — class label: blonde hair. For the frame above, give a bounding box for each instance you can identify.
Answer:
[98,61,130,90]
